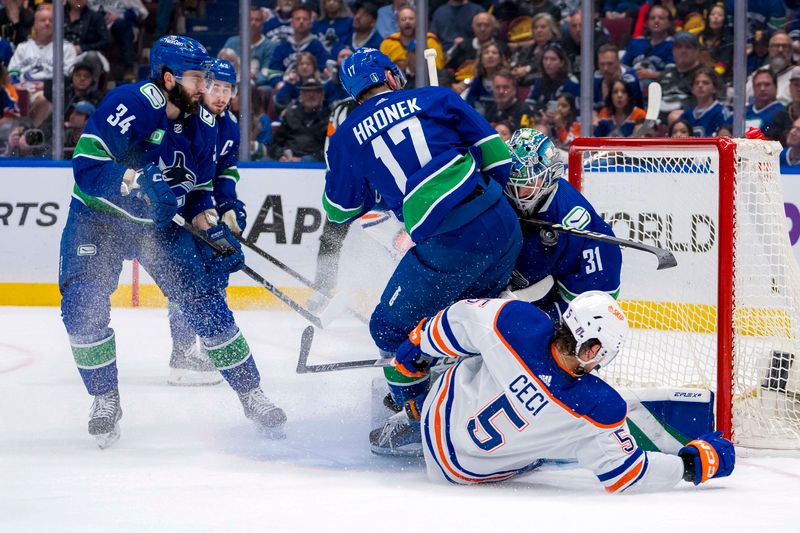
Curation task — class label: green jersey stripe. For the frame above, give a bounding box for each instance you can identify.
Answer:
[403,152,475,236]
[475,135,511,170]
[220,167,240,182]
[322,192,363,223]
[73,134,115,161]
[72,184,154,224]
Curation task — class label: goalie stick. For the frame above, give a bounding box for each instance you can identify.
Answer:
[238,236,370,325]
[173,214,338,328]
[522,218,677,270]
[633,82,661,138]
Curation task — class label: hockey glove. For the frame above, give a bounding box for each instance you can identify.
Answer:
[138,164,177,227]
[394,318,437,378]
[200,224,245,274]
[678,431,735,485]
[217,199,247,235]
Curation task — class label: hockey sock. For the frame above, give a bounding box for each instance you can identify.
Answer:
[167,300,196,347]
[384,365,430,406]
[71,331,119,396]
[203,329,261,393]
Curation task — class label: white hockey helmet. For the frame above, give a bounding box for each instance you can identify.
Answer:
[561,291,628,371]
[505,128,564,215]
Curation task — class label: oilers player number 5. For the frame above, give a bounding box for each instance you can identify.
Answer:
[371,116,432,191]
[107,104,136,135]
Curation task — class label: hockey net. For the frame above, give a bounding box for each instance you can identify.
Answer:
[569,137,800,450]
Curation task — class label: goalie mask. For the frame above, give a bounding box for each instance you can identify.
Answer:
[505,128,564,215]
[562,291,628,371]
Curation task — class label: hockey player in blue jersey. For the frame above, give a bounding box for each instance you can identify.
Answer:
[60,37,285,448]
[166,57,248,386]
[384,292,735,492]
[323,48,523,452]
[503,128,622,321]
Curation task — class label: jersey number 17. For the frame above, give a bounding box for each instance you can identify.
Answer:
[371,116,432,192]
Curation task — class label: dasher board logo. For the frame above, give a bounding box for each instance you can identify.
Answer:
[77,244,97,256]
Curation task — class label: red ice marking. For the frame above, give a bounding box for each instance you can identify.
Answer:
[0,343,35,374]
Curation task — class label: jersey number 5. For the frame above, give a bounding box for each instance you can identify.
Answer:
[370,116,432,192]
[467,394,528,452]
[107,104,136,135]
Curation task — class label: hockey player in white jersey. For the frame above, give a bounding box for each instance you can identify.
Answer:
[387,292,735,492]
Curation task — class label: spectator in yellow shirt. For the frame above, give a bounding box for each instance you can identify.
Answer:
[379,6,444,72]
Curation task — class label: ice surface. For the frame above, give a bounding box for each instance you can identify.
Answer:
[1,307,799,532]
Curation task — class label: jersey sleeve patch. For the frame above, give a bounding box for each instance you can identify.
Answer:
[139,82,167,109]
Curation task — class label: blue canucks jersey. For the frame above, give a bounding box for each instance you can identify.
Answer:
[323,86,512,242]
[622,37,674,72]
[211,109,241,205]
[512,179,622,303]
[681,101,732,137]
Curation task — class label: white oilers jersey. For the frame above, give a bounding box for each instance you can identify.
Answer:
[418,298,685,493]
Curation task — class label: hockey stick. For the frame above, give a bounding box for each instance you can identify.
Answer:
[173,214,334,328]
[424,48,438,86]
[238,236,370,325]
[296,326,390,373]
[522,218,677,270]
[633,82,661,138]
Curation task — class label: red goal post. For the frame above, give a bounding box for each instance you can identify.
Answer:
[567,137,800,450]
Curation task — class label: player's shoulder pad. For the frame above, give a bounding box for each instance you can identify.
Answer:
[101,81,167,117]
[198,105,217,128]
[571,375,628,427]
[495,300,553,346]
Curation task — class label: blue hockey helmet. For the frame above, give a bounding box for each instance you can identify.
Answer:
[150,35,211,80]
[209,58,237,85]
[505,128,564,215]
[339,47,406,100]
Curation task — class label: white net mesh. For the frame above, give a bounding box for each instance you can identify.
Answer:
[573,139,800,450]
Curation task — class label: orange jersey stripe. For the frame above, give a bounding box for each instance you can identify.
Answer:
[605,459,645,493]
[491,302,624,430]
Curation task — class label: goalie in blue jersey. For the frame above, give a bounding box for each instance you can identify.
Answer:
[322,47,523,454]
[503,128,623,321]
[59,37,285,448]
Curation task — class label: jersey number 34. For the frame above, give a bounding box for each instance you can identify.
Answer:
[107,104,136,135]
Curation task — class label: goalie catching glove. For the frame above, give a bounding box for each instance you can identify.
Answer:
[199,224,246,274]
[678,431,735,485]
[393,318,439,378]
[217,199,247,235]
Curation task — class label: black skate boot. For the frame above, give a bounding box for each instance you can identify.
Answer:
[88,389,122,449]
[168,342,222,386]
[238,387,287,438]
[369,399,423,457]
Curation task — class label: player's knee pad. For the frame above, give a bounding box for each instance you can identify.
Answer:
[369,306,408,353]
[177,292,236,339]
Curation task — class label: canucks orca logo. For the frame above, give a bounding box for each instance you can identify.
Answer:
[159,151,197,207]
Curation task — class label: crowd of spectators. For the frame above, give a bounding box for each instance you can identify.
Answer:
[5,0,800,161]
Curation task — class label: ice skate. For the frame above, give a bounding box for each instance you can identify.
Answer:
[168,342,222,386]
[88,390,122,449]
[369,408,423,457]
[238,387,287,438]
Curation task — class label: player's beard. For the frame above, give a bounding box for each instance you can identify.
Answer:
[169,82,200,115]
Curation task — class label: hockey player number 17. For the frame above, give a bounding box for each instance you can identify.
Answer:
[107,104,136,135]
[371,117,433,192]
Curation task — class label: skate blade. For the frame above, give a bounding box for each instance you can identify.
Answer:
[255,423,287,440]
[94,425,120,449]
[369,443,423,458]
[167,368,223,386]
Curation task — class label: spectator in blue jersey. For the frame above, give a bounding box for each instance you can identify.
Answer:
[313,0,352,52]
[272,51,322,113]
[482,69,535,130]
[332,2,382,56]
[676,67,731,137]
[603,0,645,20]
[465,41,510,114]
[430,0,485,52]
[781,118,800,166]
[268,4,329,85]
[445,12,496,71]
[222,6,277,87]
[527,42,578,115]
[323,46,352,107]
[325,49,522,455]
[376,0,407,41]
[594,78,646,137]
[269,78,328,161]
[622,4,674,84]
[0,38,13,71]
[264,0,295,42]
[747,31,796,107]
[586,43,643,112]
[746,68,793,143]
